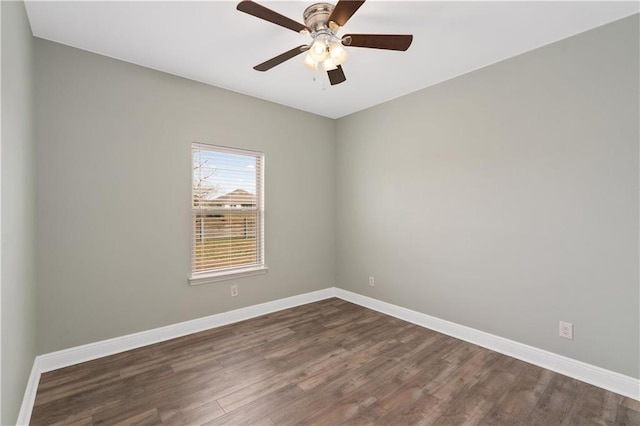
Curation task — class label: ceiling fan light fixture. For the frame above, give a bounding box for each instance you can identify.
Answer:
[329,41,348,65]
[237,0,414,86]
[303,53,318,70]
[309,39,328,62]
[322,57,338,71]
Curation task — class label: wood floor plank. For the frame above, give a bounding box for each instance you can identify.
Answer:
[155,385,225,422]
[615,404,640,426]
[160,399,225,425]
[524,373,586,425]
[30,298,638,425]
[206,384,303,426]
[269,341,434,425]
[477,362,549,425]
[431,359,518,425]
[217,347,348,412]
[110,408,161,426]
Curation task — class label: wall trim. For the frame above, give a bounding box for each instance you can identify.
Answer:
[38,288,335,373]
[334,288,640,401]
[19,286,639,424]
[16,359,40,426]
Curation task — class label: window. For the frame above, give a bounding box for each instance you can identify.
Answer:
[190,143,266,284]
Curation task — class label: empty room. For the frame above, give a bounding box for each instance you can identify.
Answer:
[1,0,639,424]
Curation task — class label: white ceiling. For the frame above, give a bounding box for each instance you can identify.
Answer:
[25,1,639,119]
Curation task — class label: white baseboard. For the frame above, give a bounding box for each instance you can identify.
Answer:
[16,359,40,426]
[19,286,639,424]
[38,288,335,373]
[334,288,640,401]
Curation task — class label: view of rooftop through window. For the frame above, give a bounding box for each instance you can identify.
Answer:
[193,149,257,206]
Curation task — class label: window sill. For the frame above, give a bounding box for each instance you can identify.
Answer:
[189,266,269,286]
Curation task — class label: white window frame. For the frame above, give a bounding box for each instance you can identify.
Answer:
[189,142,267,285]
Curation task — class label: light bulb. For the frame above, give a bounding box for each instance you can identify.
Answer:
[309,39,328,62]
[322,57,337,71]
[329,42,348,65]
[303,53,318,70]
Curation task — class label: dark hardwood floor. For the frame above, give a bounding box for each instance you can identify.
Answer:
[31,298,639,425]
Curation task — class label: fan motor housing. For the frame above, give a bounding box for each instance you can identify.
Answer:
[303,3,335,32]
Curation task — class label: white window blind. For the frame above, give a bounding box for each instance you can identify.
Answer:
[191,143,265,280]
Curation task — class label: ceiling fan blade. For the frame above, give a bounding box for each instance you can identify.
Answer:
[327,0,365,28]
[327,65,346,85]
[254,45,309,72]
[342,34,413,51]
[237,1,308,33]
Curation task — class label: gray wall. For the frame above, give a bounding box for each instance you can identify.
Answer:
[35,39,335,353]
[336,15,639,378]
[1,2,38,424]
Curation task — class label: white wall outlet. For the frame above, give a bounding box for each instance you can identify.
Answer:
[559,321,573,340]
[369,276,375,287]
[230,285,238,297]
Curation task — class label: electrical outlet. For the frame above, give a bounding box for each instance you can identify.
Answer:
[230,285,238,297]
[369,276,375,287]
[559,321,573,340]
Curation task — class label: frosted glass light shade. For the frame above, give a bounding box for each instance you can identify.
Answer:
[329,42,348,65]
[309,39,328,62]
[303,53,318,70]
[322,57,338,71]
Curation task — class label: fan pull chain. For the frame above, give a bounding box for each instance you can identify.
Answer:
[310,69,326,91]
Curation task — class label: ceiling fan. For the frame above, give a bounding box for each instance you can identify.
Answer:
[236,0,413,86]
